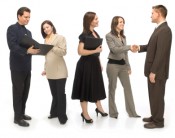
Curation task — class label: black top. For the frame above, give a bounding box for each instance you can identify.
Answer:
[71,31,106,102]
[79,31,100,57]
[7,22,32,71]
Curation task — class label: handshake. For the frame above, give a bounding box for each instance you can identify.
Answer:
[130,45,139,53]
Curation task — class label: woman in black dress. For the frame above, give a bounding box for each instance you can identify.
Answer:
[72,12,108,123]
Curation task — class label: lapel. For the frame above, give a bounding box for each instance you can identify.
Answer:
[114,35,125,46]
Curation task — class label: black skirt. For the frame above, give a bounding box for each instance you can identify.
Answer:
[71,55,106,102]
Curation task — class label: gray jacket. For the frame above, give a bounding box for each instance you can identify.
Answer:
[106,32,131,70]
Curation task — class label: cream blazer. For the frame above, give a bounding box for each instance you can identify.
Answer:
[45,34,68,79]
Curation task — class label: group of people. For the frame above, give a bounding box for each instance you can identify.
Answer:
[6,5,172,129]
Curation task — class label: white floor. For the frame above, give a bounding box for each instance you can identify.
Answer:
[0,62,175,138]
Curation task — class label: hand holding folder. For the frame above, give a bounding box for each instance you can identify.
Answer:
[84,37,103,50]
[20,35,53,55]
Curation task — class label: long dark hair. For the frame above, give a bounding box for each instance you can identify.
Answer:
[110,16,125,38]
[83,12,96,34]
[41,20,56,38]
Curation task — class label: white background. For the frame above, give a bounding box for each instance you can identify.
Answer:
[0,0,175,138]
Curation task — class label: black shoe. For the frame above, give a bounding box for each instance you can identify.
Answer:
[58,116,68,125]
[14,119,29,127]
[48,115,57,119]
[59,119,68,125]
[81,113,93,123]
[95,108,108,117]
[23,115,32,120]
[144,122,164,129]
[143,117,152,122]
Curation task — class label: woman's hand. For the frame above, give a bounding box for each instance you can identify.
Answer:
[41,71,46,76]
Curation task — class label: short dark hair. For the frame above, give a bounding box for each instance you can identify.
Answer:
[17,7,31,20]
[41,20,57,38]
[152,5,167,18]
[110,16,125,38]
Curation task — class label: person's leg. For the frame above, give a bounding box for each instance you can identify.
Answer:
[22,71,31,116]
[148,79,166,126]
[106,64,119,118]
[11,71,26,120]
[55,78,68,123]
[80,101,93,123]
[118,67,139,117]
[48,79,57,117]
[95,100,108,117]
[11,71,29,127]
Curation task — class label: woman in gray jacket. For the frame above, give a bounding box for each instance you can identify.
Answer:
[106,16,140,119]
[41,20,68,124]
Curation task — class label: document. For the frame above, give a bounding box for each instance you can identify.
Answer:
[84,37,103,50]
[20,35,53,55]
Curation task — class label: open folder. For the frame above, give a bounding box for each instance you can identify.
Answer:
[20,35,53,55]
[84,37,103,50]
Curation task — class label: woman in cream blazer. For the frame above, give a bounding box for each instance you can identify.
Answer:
[41,20,68,124]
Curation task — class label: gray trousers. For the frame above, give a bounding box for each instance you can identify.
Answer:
[106,63,138,117]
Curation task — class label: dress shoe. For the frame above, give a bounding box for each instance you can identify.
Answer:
[95,108,108,117]
[144,122,164,129]
[14,119,29,127]
[59,119,68,125]
[58,116,68,125]
[48,115,57,119]
[143,117,152,122]
[23,115,32,120]
[81,113,93,123]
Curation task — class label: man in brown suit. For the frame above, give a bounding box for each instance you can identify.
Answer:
[137,5,172,129]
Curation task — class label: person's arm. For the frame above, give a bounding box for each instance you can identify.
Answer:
[78,42,102,56]
[150,29,172,74]
[139,45,147,52]
[106,34,130,54]
[125,52,131,72]
[7,26,27,56]
[52,36,67,56]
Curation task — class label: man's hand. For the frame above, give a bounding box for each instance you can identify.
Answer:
[130,45,139,53]
[27,46,40,55]
[149,72,156,83]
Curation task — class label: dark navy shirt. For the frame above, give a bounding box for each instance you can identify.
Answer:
[7,22,32,71]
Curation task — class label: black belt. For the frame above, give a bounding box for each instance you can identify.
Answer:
[108,58,126,65]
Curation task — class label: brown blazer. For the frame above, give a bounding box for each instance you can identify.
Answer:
[139,22,172,80]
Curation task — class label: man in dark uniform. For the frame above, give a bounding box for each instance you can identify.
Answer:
[7,7,40,127]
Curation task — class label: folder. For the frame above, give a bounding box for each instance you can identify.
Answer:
[36,44,53,55]
[20,35,53,55]
[19,35,39,49]
[84,37,103,50]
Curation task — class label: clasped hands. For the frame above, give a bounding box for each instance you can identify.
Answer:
[130,45,139,53]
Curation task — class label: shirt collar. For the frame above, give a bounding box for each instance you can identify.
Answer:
[156,20,166,28]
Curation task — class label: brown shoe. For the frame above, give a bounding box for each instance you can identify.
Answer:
[143,117,152,122]
[144,122,164,129]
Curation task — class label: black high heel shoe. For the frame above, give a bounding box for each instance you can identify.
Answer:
[95,108,108,117]
[81,113,93,123]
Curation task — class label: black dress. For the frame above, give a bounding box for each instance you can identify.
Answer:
[71,31,106,102]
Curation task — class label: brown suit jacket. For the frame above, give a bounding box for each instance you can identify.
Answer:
[139,22,172,80]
